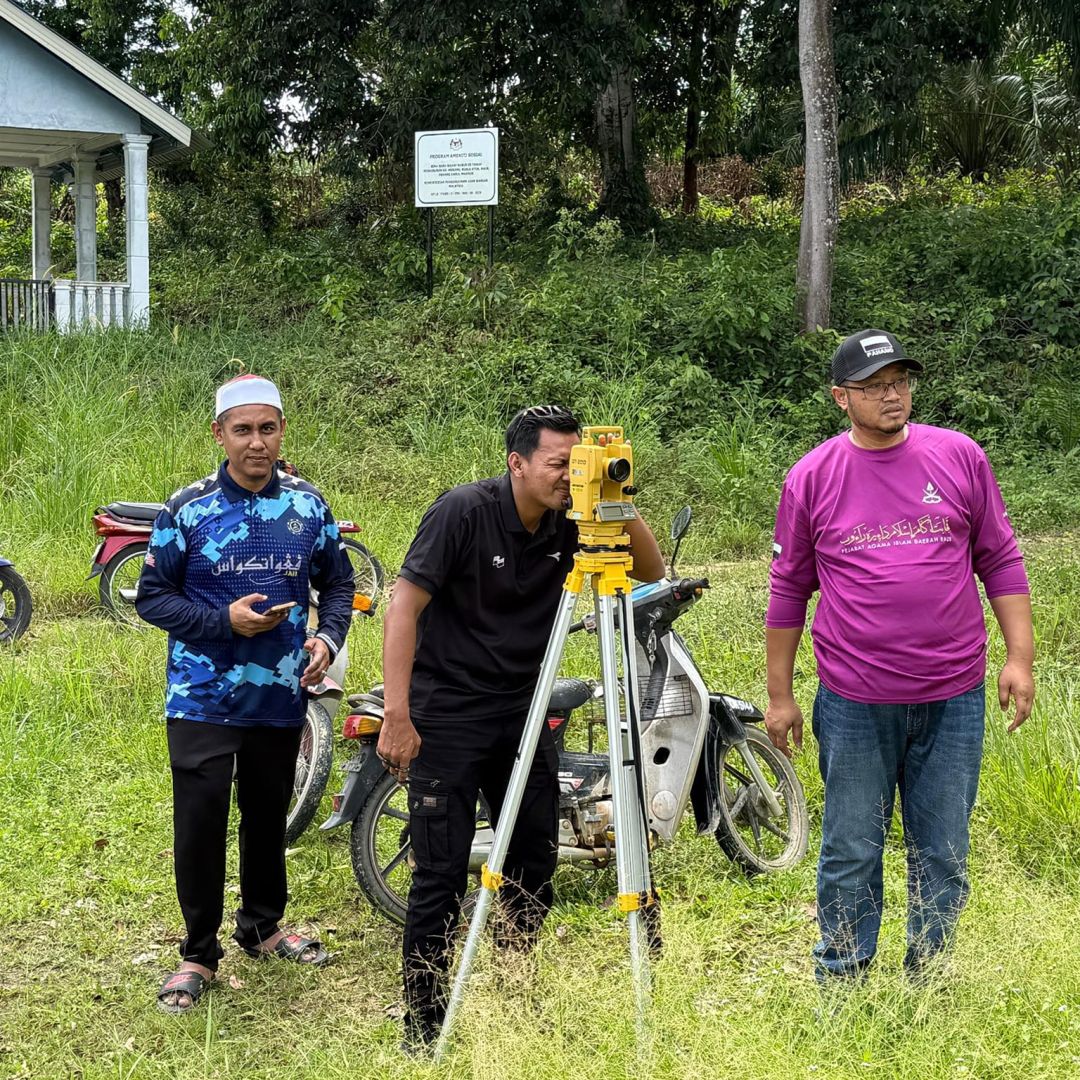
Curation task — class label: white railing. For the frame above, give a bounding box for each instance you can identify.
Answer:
[53,280,131,331]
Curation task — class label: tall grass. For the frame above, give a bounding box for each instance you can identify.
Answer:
[4,328,1075,619]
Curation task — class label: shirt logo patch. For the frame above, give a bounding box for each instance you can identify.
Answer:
[922,482,943,504]
[287,518,304,534]
[840,515,952,549]
[492,555,505,569]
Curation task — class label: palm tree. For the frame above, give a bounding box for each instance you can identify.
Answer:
[926,46,1080,182]
[994,0,1080,89]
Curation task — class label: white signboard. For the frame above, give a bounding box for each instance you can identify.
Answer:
[414,128,499,207]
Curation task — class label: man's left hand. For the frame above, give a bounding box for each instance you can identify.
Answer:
[301,638,331,688]
[998,659,1035,732]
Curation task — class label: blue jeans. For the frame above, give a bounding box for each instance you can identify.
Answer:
[811,682,985,980]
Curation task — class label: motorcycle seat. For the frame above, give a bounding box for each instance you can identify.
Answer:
[549,677,593,713]
[346,695,385,713]
[102,501,164,524]
[346,681,593,713]
[348,684,384,708]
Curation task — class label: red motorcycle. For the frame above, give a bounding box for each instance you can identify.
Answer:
[89,503,385,628]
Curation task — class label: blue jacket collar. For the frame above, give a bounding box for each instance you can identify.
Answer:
[217,460,282,503]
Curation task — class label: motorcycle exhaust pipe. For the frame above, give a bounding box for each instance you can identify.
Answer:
[467,833,609,872]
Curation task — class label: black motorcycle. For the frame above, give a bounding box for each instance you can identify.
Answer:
[321,508,808,924]
[0,556,32,642]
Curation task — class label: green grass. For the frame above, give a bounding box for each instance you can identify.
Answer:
[0,197,1077,1076]
[1,535,1078,1078]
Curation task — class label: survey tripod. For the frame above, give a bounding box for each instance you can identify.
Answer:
[436,427,659,1060]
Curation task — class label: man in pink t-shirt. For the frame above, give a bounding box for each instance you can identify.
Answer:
[765,328,1035,981]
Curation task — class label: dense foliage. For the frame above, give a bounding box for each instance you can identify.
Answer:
[12,0,1080,222]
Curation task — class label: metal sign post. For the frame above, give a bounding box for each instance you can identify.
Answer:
[426,208,434,299]
[414,127,499,296]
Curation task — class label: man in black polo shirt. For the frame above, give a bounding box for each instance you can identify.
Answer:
[380,405,665,1048]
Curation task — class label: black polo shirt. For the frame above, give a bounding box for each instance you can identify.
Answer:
[398,473,579,722]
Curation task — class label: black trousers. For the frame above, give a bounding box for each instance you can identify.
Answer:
[402,714,560,1041]
[166,718,302,970]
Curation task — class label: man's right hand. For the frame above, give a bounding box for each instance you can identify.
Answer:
[377,712,421,784]
[765,695,804,759]
[229,593,289,637]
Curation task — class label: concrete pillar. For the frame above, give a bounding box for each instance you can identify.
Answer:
[71,155,98,282]
[53,279,73,332]
[30,168,52,280]
[123,134,152,327]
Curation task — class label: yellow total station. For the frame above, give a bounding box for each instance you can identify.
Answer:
[566,426,638,594]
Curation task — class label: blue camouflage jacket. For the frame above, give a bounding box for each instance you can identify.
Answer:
[135,462,355,726]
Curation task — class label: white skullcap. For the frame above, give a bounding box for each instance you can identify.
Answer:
[215,375,283,419]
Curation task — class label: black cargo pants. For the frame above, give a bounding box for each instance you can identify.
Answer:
[402,714,559,1043]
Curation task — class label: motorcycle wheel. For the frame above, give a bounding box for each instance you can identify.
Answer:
[342,538,385,611]
[99,542,149,627]
[0,565,32,642]
[714,725,809,875]
[285,700,334,845]
[351,771,413,925]
[352,772,488,926]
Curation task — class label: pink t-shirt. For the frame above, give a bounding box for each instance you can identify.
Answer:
[766,424,1029,704]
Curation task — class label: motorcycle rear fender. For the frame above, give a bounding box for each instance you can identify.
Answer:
[689,693,754,834]
[87,535,147,578]
[319,743,386,830]
[304,641,348,722]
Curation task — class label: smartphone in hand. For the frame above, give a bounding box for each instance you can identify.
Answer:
[264,601,299,616]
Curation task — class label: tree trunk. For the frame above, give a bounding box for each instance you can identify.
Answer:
[796,0,839,332]
[595,0,650,225]
[682,0,707,215]
[104,177,124,232]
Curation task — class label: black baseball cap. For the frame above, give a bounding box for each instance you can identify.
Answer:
[830,329,924,385]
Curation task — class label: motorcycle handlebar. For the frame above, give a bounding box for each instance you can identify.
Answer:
[672,576,710,600]
[568,576,709,633]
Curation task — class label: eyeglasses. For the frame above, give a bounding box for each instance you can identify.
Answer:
[840,376,917,400]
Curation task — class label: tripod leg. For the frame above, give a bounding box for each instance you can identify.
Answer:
[597,592,652,1039]
[618,589,662,955]
[435,585,580,1060]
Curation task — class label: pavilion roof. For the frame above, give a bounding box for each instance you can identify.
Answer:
[0,0,208,176]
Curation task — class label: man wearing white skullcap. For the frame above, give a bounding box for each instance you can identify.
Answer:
[214,373,283,416]
[137,374,356,1013]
